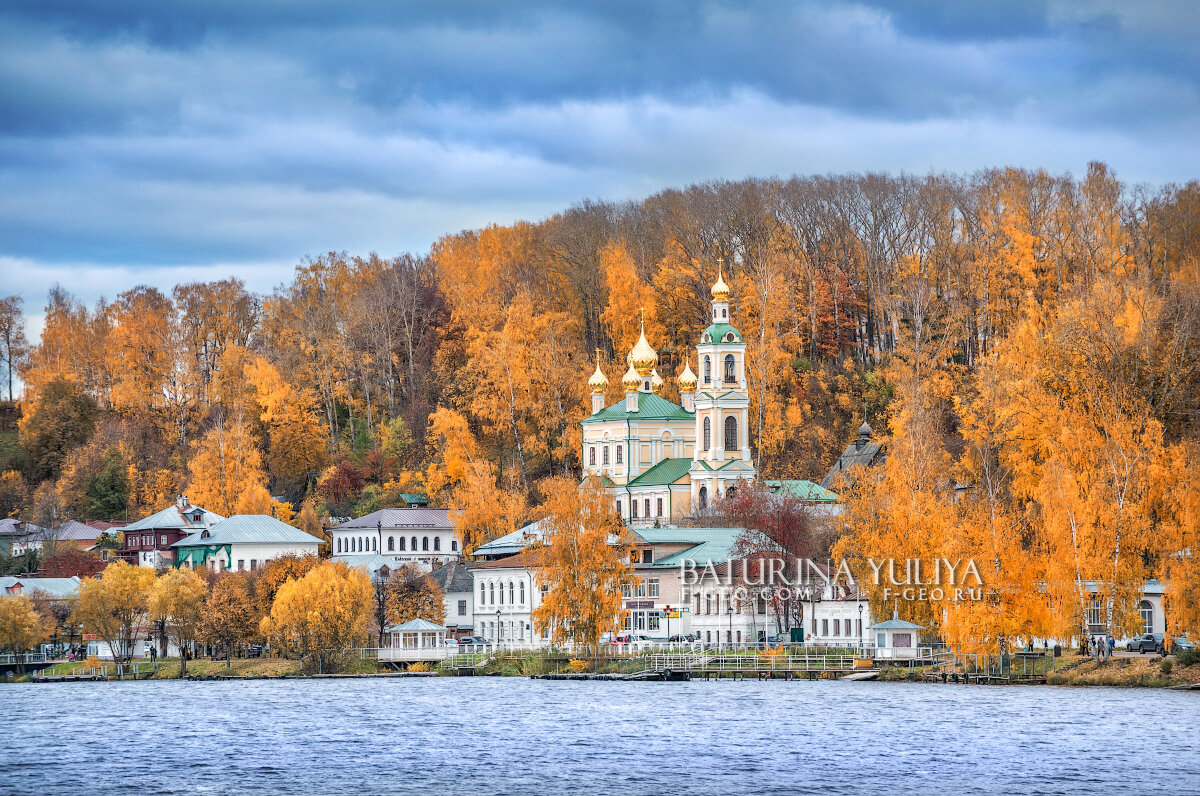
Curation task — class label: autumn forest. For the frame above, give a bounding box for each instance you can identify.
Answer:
[1,162,1198,644]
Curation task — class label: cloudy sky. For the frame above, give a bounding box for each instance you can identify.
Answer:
[2,0,1199,337]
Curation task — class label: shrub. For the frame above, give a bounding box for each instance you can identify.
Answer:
[1160,660,1173,676]
[407,662,430,673]
[1177,647,1199,668]
[567,658,590,673]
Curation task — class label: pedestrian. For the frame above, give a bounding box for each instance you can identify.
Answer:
[1107,635,1114,656]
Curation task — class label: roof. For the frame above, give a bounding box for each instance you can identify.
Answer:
[86,520,125,531]
[0,518,44,537]
[0,576,81,599]
[173,515,322,547]
[821,437,887,489]
[331,553,398,577]
[430,559,474,593]
[700,322,743,345]
[51,520,102,541]
[332,508,453,530]
[644,527,743,569]
[764,480,840,503]
[123,502,224,532]
[470,550,540,570]
[869,618,925,630]
[473,520,547,557]
[627,458,693,487]
[582,392,694,424]
[386,617,446,633]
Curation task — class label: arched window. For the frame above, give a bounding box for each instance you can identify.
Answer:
[703,355,711,384]
[411,536,417,551]
[702,417,711,450]
[509,582,515,604]
[357,537,362,552]
[603,446,609,465]
[488,583,494,605]
[398,536,406,551]
[422,537,429,551]
[480,582,486,604]
[724,415,737,451]
[499,582,505,604]
[387,536,394,551]
[724,354,735,383]
[520,582,525,604]
[1140,600,1154,634]
[589,447,596,466]
[434,537,441,551]
[336,538,342,553]
[372,537,377,551]
[698,485,708,510]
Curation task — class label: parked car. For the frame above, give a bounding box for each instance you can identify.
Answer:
[458,636,488,646]
[1170,635,1194,652]
[1125,633,1164,654]
[443,638,460,647]
[667,634,696,643]
[612,634,654,649]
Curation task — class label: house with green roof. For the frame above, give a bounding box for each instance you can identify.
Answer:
[173,515,320,573]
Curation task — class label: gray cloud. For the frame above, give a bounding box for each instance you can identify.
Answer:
[1,0,1198,339]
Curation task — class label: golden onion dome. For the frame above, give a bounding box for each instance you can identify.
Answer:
[621,362,642,392]
[677,360,697,392]
[711,258,730,301]
[650,368,665,394]
[587,349,608,394]
[628,321,658,376]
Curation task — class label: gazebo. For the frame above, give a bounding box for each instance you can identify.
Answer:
[381,618,447,661]
[868,612,925,659]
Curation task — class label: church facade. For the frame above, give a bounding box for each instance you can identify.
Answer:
[581,265,756,528]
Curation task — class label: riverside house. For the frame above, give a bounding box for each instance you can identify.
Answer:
[119,496,224,568]
[331,508,461,570]
[173,515,320,572]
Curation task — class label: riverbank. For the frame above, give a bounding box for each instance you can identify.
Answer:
[874,654,1200,688]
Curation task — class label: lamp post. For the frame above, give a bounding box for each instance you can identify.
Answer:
[496,608,501,650]
[858,602,864,655]
[727,601,733,651]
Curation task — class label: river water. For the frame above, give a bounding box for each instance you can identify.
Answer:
[1,678,1196,795]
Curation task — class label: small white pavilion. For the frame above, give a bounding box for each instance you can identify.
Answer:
[381,618,448,661]
[869,612,925,659]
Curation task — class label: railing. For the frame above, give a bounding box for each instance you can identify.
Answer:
[646,652,859,672]
[0,652,47,665]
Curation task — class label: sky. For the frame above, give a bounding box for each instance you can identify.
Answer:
[2,0,1199,343]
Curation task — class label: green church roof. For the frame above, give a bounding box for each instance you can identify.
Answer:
[700,322,742,345]
[582,392,694,424]
[627,458,694,487]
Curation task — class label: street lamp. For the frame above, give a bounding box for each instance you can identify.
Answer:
[858,602,864,654]
[727,600,733,650]
[496,608,502,648]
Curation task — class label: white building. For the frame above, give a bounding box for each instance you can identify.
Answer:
[429,559,475,638]
[471,552,542,644]
[331,508,461,570]
[173,515,321,572]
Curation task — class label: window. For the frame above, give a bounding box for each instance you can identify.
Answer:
[160,535,167,546]
[589,447,596,466]
[616,499,623,516]
[856,619,862,637]
[736,631,741,643]
[434,537,441,551]
[603,446,609,465]
[143,535,151,546]
[706,595,712,614]
[127,536,135,547]
[721,308,727,319]
[877,632,886,648]
[422,537,429,551]
[499,582,504,604]
[632,500,638,519]
[703,355,711,384]
[644,498,650,517]
[398,537,406,551]
[519,582,525,604]
[458,600,467,617]
[411,536,417,550]
[508,582,514,603]
[372,537,377,551]
[724,416,737,451]
[724,354,736,383]
[337,538,342,553]
[643,549,653,564]
[237,560,244,571]
[656,498,663,517]
[1140,600,1154,634]
[1087,599,1102,626]
[833,619,840,635]
[250,559,258,571]
[706,631,712,643]
[822,619,829,636]
[698,486,708,510]
[387,536,394,551]
[616,445,623,464]
[648,578,659,597]
[702,417,711,450]
[489,583,495,605]
[480,583,486,603]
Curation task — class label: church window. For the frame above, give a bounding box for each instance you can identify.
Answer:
[616,499,622,516]
[422,536,429,551]
[632,500,638,519]
[644,498,650,517]
[703,355,711,384]
[589,447,595,466]
[698,486,708,510]
[398,536,406,551]
[616,445,623,464]
[656,498,663,517]
[603,446,609,465]
[387,536,394,552]
[702,417,711,450]
[722,308,727,319]
[724,354,736,383]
